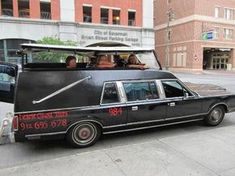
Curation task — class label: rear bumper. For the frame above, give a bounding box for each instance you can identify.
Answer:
[14,132,65,142]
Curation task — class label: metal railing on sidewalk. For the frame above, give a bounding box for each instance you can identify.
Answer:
[0,112,14,145]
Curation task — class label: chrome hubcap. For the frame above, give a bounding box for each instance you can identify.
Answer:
[73,124,96,144]
[210,109,222,122]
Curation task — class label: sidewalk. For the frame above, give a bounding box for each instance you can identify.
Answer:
[1,120,235,176]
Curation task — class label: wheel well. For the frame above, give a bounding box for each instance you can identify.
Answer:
[211,104,228,113]
[66,120,103,134]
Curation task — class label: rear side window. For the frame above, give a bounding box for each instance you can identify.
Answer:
[123,81,159,102]
[101,83,120,104]
[162,80,187,98]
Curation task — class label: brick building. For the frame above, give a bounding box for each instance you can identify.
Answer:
[155,0,235,71]
[0,0,154,63]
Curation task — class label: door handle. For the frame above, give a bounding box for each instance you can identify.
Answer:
[132,106,138,111]
[168,102,175,107]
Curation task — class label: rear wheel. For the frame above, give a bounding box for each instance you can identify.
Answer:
[204,106,225,126]
[66,122,101,148]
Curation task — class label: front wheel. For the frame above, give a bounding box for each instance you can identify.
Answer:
[204,106,225,126]
[66,122,101,148]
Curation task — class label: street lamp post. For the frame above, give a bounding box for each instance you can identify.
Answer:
[165,8,174,70]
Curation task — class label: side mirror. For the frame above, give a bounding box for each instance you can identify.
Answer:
[183,89,189,98]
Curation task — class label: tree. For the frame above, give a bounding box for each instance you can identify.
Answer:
[34,37,77,62]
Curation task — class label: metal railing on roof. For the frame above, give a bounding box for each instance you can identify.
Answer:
[19,9,30,18]
[1,9,13,17]
[41,11,51,19]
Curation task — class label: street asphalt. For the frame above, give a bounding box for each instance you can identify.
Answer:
[0,70,235,176]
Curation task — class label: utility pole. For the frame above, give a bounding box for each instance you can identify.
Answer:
[165,7,174,70]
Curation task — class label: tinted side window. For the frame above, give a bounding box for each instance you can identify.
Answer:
[101,83,120,104]
[162,81,185,98]
[123,82,159,101]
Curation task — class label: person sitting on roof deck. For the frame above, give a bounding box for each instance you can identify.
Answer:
[96,55,116,68]
[114,55,127,67]
[66,55,77,69]
[127,54,148,70]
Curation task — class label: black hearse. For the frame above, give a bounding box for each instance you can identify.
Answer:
[1,43,235,148]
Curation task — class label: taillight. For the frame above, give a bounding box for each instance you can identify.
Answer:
[12,116,18,131]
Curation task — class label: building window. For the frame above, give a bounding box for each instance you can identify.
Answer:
[113,9,120,25]
[128,11,136,26]
[173,46,187,67]
[1,0,13,16]
[224,8,234,20]
[223,28,233,40]
[18,0,30,18]
[123,82,159,102]
[214,27,220,39]
[214,7,220,18]
[100,8,109,24]
[40,1,51,19]
[83,6,92,23]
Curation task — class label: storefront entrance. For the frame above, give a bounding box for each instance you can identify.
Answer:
[203,48,231,70]
[211,53,229,70]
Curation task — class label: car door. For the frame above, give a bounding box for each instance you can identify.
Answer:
[123,80,166,125]
[162,80,203,119]
[0,63,18,103]
[99,82,128,127]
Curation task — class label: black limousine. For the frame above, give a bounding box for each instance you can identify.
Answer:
[1,44,235,148]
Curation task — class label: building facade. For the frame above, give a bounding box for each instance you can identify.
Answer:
[155,0,235,71]
[0,0,154,63]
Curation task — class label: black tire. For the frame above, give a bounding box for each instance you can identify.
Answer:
[66,122,101,148]
[204,106,225,126]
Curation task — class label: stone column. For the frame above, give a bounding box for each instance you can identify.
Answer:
[60,0,74,22]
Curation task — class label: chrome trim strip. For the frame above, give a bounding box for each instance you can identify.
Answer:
[15,105,101,114]
[32,76,92,104]
[25,118,204,138]
[116,81,127,103]
[15,103,130,115]
[25,131,66,138]
[103,112,207,129]
[166,113,206,120]
[103,118,204,134]
[156,80,166,99]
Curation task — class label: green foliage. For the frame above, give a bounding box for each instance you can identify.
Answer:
[37,37,77,46]
[34,37,77,62]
